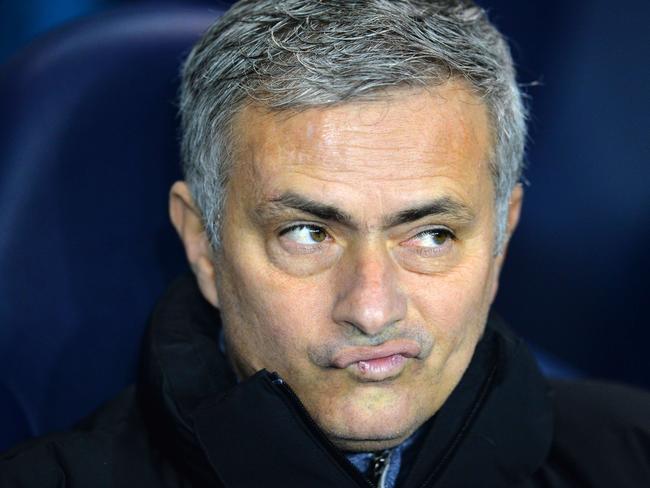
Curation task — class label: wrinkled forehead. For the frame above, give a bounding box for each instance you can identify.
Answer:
[227,82,494,217]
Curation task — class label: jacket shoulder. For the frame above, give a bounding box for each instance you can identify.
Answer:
[0,429,113,487]
[538,379,650,487]
[0,386,164,488]
[551,379,650,426]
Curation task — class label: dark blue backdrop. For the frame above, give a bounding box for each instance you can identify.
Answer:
[1,0,648,391]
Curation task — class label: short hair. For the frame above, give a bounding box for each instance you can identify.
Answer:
[179,0,527,253]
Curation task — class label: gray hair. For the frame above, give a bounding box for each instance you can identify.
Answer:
[180,0,527,253]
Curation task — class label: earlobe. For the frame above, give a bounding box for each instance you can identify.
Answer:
[169,181,220,308]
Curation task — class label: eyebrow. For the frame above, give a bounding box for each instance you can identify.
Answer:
[256,192,475,230]
[256,192,354,227]
[383,197,475,228]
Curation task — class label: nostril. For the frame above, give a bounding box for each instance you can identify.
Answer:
[332,246,407,335]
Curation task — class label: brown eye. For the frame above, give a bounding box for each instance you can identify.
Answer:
[280,224,330,246]
[309,228,327,243]
[408,228,454,249]
[430,230,449,246]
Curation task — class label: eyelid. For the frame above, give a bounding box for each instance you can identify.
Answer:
[278,222,329,236]
[409,225,456,240]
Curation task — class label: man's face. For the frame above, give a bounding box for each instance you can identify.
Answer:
[210,83,509,451]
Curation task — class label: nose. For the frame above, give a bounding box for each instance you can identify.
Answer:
[331,242,407,337]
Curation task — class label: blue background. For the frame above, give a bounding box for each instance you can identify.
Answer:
[1,0,648,415]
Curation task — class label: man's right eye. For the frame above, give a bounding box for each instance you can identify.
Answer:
[279,224,330,246]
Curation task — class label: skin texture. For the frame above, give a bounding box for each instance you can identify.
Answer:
[170,82,523,452]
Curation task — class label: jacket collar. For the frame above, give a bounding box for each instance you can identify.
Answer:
[139,275,553,487]
[403,316,554,487]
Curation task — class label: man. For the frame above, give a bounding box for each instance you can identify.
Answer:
[2,0,649,487]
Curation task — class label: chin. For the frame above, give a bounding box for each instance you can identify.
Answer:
[325,421,418,452]
[313,390,424,452]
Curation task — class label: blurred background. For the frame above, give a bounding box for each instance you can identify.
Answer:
[1,0,648,449]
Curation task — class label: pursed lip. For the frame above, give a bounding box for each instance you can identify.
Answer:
[330,340,422,369]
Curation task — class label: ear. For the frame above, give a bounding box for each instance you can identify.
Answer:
[490,184,524,302]
[169,181,220,308]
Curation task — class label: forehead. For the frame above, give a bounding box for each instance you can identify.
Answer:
[230,82,493,211]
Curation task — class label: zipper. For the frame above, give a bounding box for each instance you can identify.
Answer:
[267,371,376,488]
[267,358,498,488]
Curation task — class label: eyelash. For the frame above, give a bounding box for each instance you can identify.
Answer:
[278,223,328,236]
[412,227,456,242]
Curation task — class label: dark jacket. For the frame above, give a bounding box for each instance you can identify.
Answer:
[2,276,649,487]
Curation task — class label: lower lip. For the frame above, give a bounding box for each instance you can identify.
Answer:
[354,354,407,381]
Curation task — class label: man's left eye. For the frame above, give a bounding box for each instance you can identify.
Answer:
[408,228,454,248]
[279,224,330,245]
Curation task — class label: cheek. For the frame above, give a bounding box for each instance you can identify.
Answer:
[218,248,332,373]
[411,256,495,350]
